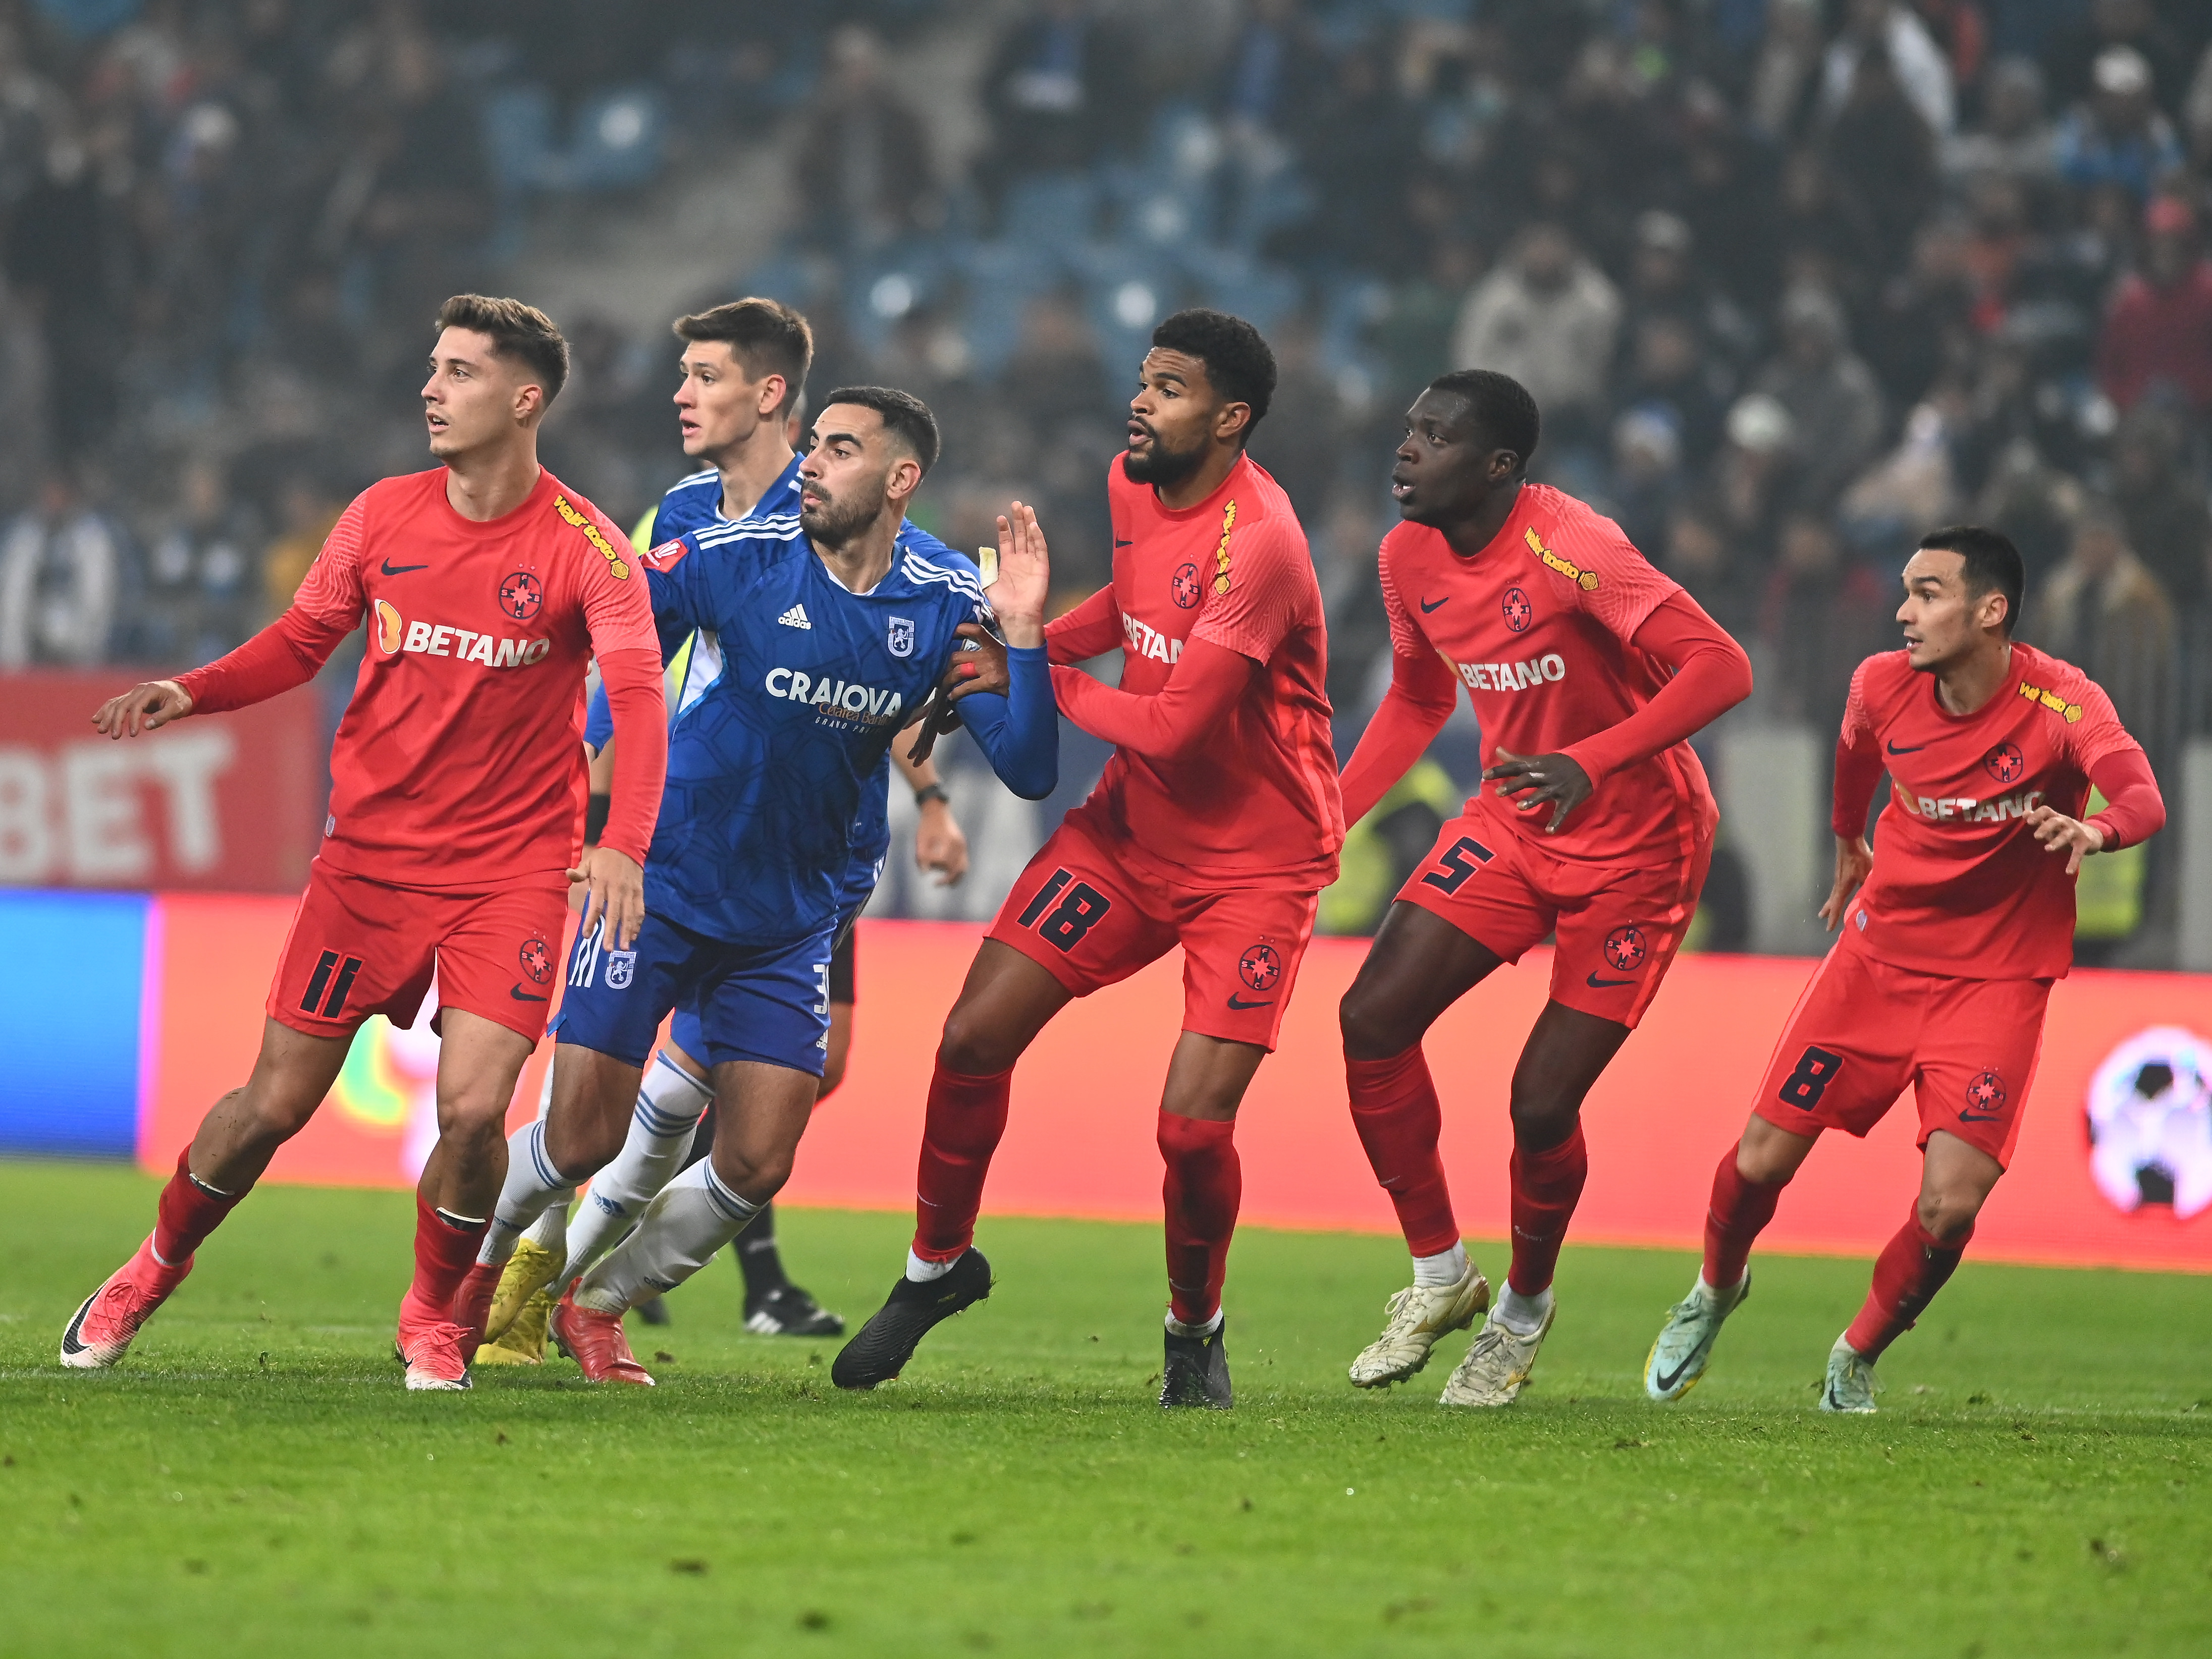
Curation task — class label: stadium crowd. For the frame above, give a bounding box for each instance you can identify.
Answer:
[3,0,2210,949]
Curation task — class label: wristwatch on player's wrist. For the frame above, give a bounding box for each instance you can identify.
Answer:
[913,783,950,809]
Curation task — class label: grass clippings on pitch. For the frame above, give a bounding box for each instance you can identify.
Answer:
[1,1159,2206,1658]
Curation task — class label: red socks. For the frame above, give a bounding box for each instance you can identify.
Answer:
[1159,1111,1240,1326]
[1845,1208,1971,1361]
[1506,1123,1587,1297]
[1702,1149,1787,1290]
[1345,1047,1460,1256]
[400,1194,490,1330]
[153,1146,248,1266]
[912,1059,1012,1262]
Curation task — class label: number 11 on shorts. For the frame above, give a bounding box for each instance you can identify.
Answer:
[1017,867,1112,953]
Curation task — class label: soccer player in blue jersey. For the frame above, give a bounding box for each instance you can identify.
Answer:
[463,387,1057,1385]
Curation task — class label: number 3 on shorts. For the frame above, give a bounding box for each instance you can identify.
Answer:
[1777,1044,1844,1110]
[1016,867,1112,953]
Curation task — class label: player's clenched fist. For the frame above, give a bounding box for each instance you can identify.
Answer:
[570,845,646,952]
[92,679,194,739]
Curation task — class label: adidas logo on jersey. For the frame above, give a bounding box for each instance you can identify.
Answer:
[779,604,812,630]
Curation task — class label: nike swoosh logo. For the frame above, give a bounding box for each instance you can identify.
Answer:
[381,560,429,576]
[1653,1354,1695,1394]
[1420,596,1448,613]
[1114,538,1133,547]
[509,986,548,1002]
[1886,741,1925,754]
[1225,994,1276,1010]
[1585,973,1634,988]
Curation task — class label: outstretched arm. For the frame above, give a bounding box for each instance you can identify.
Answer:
[1337,648,1460,827]
[98,498,370,735]
[1048,638,1258,764]
[946,501,1057,799]
[1044,584,1123,664]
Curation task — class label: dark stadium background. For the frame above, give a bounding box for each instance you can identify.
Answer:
[3,0,2211,1161]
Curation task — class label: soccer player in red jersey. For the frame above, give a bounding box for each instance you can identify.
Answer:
[59,296,669,1391]
[1334,370,1752,1406]
[833,310,1342,1407]
[1645,525,2165,1411]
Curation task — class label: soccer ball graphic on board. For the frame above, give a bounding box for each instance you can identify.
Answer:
[2084,1027,2212,1220]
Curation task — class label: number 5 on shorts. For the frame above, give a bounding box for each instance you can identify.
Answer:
[1421,835,1495,896]
[1016,867,1112,953]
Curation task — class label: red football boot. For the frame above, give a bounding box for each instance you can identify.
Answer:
[448,1260,504,1360]
[549,1291,655,1386]
[61,1235,191,1369]
[395,1296,474,1392]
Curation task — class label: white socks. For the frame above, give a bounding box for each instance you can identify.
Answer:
[1165,1310,1223,1339]
[572,1159,761,1314]
[904,1250,956,1283]
[1413,1241,1470,1288]
[561,1051,712,1280]
[479,1118,576,1266]
[1493,1283,1553,1336]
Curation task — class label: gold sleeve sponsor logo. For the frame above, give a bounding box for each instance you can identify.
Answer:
[2016,679,2082,723]
[556,492,630,579]
[1212,500,1237,596]
[1525,526,1599,591]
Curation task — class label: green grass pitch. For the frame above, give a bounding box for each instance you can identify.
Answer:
[2,1160,2206,1657]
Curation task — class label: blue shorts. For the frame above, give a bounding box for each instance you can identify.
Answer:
[669,904,860,1065]
[552,911,834,1076]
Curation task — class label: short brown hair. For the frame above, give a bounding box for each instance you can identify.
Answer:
[435,294,570,405]
[675,298,813,415]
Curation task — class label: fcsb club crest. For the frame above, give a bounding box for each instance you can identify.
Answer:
[887,616,915,657]
[1238,943,1281,992]
[498,570,544,623]
[1983,741,2025,785]
[1502,586,1533,633]
[1962,1068,2007,1119]
[518,936,553,985]
[1171,561,1202,609]
[605,950,637,990]
[1603,926,1647,973]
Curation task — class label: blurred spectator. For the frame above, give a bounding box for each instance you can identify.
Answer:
[1820,0,1954,137]
[1759,512,1893,735]
[2044,0,2197,113]
[3,139,121,461]
[2097,195,2212,414]
[0,473,122,668]
[1451,223,1621,442]
[1838,402,1961,555]
[1943,57,2058,189]
[126,458,260,667]
[793,26,938,254]
[1747,0,1826,142]
[1864,213,1975,409]
[1823,43,1939,279]
[2026,501,2178,767]
[1708,391,1798,567]
[1372,241,1483,407]
[1616,311,1732,472]
[1604,406,1684,557]
[978,1,1140,195]
[1663,500,1755,642]
[260,477,344,615]
[2111,404,2212,614]
[2053,46,2184,202]
[1750,286,1886,512]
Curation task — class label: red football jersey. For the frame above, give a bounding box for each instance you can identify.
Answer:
[1073,453,1341,889]
[234,468,656,888]
[1836,643,2144,980]
[1379,483,1716,866]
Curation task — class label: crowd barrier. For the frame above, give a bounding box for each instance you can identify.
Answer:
[6,890,2208,1271]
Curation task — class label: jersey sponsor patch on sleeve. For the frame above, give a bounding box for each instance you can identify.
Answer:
[1524,525,1600,591]
[2016,677,2083,724]
[1211,500,1237,595]
[641,537,690,572]
[555,492,632,578]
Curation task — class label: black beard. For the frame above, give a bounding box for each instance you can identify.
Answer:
[1121,431,1208,488]
[801,491,883,549]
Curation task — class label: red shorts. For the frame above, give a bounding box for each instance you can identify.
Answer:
[1395,810,1711,1029]
[987,810,1319,1052]
[267,860,571,1045]
[1749,944,2050,1167]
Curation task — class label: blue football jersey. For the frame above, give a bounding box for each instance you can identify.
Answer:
[637,518,1053,946]
[598,456,896,914]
